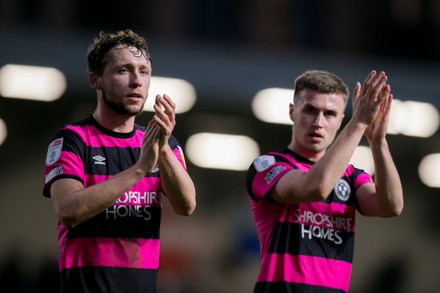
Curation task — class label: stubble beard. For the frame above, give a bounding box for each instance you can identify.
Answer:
[102,91,146,117]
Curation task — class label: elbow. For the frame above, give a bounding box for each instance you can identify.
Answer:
[307,185,331,202]
[187,201,196,216]
[55,206,82,229]
[183,205,196,217]
[302,175,336,202]
[58,214,80,229]
[172,187,197,216]
[381,200,404,218]
[388,202,404,217]
[169,190,196,216]
[313,190,329,202]
[183,195,197,216]
[389,193,405,217]
[175,201,196,217]
[52,195,84,229]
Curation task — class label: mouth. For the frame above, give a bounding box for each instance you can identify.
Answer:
[126,93,144,103]
[309,132,323,141]
[127,92,143,98]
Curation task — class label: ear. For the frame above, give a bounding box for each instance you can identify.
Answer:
[289,103,295,122]
[89,72,102,90]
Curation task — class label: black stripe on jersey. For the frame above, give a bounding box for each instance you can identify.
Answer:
[246,162,258,201]
[62,266,157,293]
[57,120,180,177]
[54,127,142,176]
[87,145,142,175]
[254,281,346,293]
[67,206,161,239]
[268,222,354,262]
[43,174,84,198]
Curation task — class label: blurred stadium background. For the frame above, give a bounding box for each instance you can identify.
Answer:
[0,1,440,292]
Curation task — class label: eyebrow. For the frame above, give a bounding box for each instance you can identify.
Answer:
[303,102,339,113]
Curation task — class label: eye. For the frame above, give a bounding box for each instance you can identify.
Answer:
[324,110,337,117]
[304,106,317,114]
[119,67,129,73]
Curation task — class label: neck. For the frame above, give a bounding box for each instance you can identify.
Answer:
[92,109,135,133]
[288,142,325,162]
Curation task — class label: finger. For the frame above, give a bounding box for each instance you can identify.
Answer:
[376,83,391,105]
[363,70,377,86]
[155,94,162,106]
[152,114,170,134]
[372,72,387,91]
[152,114,165,126]
[144,121,160,141]
[154,95,170,114]
[363,71,386,97]
[153,96,167,117]
[382,93,393,116]
[158,94,176,119]
[375,92,392,125]
[369,76,388,103]
[153,103,169,125]
[352,82,361,99]
[156,96,176,127]
[162,94,176,111]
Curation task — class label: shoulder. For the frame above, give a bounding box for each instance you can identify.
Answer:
[252,154,278,172]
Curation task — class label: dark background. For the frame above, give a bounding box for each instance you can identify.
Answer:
[0,1,439,292]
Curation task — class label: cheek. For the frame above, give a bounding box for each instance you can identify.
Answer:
[144,77,151,89]
[102,79,124,97]
[108,78,129,92]
[328,119,343,135]
[335,116,344,129]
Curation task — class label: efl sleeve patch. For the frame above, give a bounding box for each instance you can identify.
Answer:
[45,165,64,184]
[45,137,63,166]
[253,155,276,172]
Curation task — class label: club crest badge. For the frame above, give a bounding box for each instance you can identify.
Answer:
[334,179,351,201]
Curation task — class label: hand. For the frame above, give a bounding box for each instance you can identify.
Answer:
[152,94,176,147]
[351,71,390,127]
[364,91,392,142]
[138,120,160,173]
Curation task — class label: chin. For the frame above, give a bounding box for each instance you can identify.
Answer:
[126,105,144,115]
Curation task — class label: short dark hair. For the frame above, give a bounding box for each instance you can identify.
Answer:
[293,70,349,104]
[87,29,151,76]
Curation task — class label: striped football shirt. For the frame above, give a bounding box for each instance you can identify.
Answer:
[246,148,372,293]
[43,115,188,293]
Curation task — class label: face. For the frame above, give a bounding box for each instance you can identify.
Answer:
[92,45,152,116]
[290,89,346,160]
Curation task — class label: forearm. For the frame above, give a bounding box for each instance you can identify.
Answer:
[369,139,404,216]
[307,121,367,198]
[158,145,196,216]
[53,164,146,228]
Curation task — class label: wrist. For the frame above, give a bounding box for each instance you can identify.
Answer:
[368,137,388,150]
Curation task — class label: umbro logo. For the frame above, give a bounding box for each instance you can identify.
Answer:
[93,155,106,165]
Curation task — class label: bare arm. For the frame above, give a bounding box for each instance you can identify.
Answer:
[272,121,367,203]
[357,93,404,217]
[51,120,162,228]
[153,94,196,216]
[271,71,390,203]
[158,144,196,216]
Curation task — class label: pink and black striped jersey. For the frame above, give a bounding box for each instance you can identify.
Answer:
[246,149,373,293]
[43,115,188,293]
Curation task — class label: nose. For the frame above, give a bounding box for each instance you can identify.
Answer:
[313,113,323,127]
[131,71,143,87]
